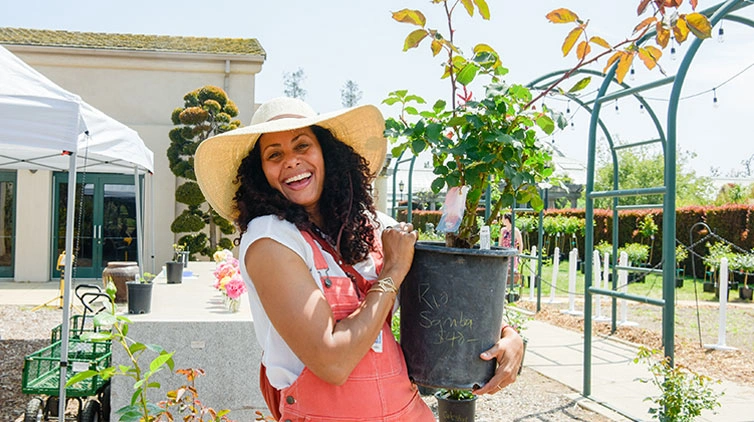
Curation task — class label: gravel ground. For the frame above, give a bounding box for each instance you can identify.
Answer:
[0,305,612,422]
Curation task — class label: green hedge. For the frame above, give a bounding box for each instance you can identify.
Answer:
[398,205,754,277]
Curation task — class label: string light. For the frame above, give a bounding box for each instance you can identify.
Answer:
[670,37,677,61]
[629,66,636,81]
[614,99,620,115]
[713,88,719,108]
[639,104,645,114]
[718,23,725,43]
[566,100,571,114]
[570,121,575,131]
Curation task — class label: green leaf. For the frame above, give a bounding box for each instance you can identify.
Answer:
[567,77,591,93]
[536,115,555,134]
[456,63,480,86]
[93,312,117,327]
[404,106,419,116]
[80,332,112,342]
[129,343,146,355]
[403,29,429,51]
[144,344,165,353]
[391,9,426,26]
[66,370,98,387]
[431,177,446,193]
[411,138,426,154]
[149,352,175,373]
[426,123,443,142]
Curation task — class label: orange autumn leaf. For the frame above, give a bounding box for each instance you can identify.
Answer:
[576,40,591,60]
[655,22,670,48]
[673,17,690,43]
[615,52,634,83]
[589,36,611,49]
[562,26,584,57]
[638,46,662,70]
[546,8,580,24]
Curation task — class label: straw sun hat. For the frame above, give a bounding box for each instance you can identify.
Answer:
[195,96,387,222]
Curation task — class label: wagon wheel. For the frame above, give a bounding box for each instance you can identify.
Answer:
[78,399,100,422]
[23,397,43,422]
[98,383,111,421]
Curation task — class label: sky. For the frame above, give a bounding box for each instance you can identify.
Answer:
[2,0,753,179]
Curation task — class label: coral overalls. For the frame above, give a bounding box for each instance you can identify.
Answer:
[259,231,434,422]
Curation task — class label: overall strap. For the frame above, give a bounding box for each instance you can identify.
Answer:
[303,229,371,296]
[300,231,328,271]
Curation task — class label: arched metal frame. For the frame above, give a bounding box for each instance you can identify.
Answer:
[580,0,754,399]
[389,0,754,402]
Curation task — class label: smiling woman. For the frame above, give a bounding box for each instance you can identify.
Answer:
[194,97,523,421]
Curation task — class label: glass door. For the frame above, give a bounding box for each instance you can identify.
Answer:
[52,173,140,279]
[0,171,16,277]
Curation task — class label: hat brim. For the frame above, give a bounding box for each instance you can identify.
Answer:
[195,104,386,222]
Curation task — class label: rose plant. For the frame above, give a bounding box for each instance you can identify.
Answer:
[384,0,711,249]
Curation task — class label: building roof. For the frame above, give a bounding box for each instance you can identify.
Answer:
[0,27,266,58]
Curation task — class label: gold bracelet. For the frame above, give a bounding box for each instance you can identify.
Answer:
[368,277,398,295]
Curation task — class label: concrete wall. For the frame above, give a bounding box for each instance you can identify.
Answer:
[6,46,263,280]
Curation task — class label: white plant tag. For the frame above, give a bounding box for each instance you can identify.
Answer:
[480,225,491,250]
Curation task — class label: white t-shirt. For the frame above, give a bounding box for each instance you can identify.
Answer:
[239,212,397,389]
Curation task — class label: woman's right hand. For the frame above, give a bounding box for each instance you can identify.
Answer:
[380,222,418,287]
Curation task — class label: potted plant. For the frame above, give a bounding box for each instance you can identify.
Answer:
[126,272,155,314]
[619,243,649,283]
[732,252,754,300]
[166,244,185,284]
[675,244,688,288]
[704,242,733,298]
[634,346,723,421]
[385,1,556,390]
[434,389,478,422]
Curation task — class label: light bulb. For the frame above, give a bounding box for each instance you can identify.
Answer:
[713,89,719,108]
[718,26,725,43]
[629,67,636,81]
[570,121,575,131]
[566,101,571,114]
[639,104,645,114]
[670,46,677,60]
[614,101,620,115]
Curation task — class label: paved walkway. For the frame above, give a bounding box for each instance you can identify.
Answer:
[3,280,753,421]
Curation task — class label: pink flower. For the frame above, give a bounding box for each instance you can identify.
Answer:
[224,276,247,300]
[213,261,238,282]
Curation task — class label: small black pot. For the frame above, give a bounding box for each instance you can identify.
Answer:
[166,261,183,284]
[435,392,478,422]
[675,278,684,288]
[126,282,152,314]
[703,282,715,293]
[740,286,753,301]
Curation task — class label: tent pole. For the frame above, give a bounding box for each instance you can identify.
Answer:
[150,173,155,273]
[134,166,143,276]
[58,151,77,417]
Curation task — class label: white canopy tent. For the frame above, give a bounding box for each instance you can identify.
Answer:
[0,45,154,416]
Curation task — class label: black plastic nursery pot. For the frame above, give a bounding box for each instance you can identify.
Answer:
[166,261,183,284]
[435,392,478,422]
[126,281,152,314]
[400,242,516,390]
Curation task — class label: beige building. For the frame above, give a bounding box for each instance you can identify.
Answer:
[0,27,266,281]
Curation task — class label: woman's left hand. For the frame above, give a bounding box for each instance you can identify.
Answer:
[473,326,524,395]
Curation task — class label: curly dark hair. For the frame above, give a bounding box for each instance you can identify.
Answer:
[233,125,378,264]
